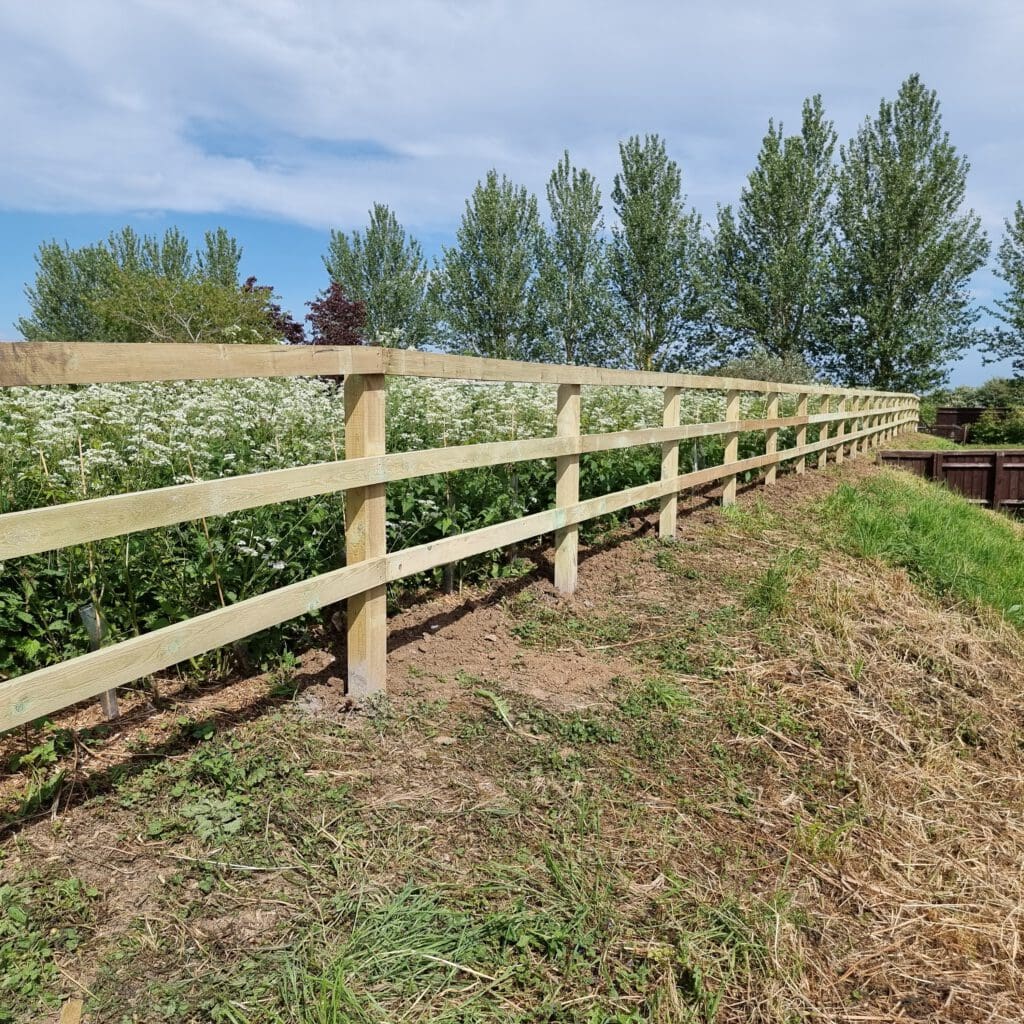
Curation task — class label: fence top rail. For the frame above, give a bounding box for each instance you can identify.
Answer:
[0,341,916,398]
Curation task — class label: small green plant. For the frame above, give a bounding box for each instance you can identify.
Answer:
[743,547,815,621]
[0,875,99,1021]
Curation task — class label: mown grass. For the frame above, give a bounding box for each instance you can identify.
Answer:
[823,471,1024,627]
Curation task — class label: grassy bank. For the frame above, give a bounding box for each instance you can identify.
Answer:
[2,462,1023,1023]
[824,470,1024,628]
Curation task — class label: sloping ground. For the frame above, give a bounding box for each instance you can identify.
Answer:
[3,460,1024,1023]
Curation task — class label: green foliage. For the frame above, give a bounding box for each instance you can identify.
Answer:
[0,875,99,1022]
[984,201,1024,374]
[713,95,836,364]
[324,204,434,347]
[432,170,550,361]
[823,473,1024,627]
[609,134,711,371]
[938,376,1024,409]
[16,238,117,341]
[714,343,820,385]
[827,74,989,392]
[17,225,281,345]
[93,270,276,344]
[536,151,613,366]
[196,227,243,287]
[968,407,1024,445]
[0,377,702,678]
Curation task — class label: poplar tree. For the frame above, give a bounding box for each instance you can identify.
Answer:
[984,201,1024,375]
[713,95,836,363]
[537,151,613,365]
[324,204,434,347]
[827,74,989,392]
[432,170,549,361]
[608,134,710,371]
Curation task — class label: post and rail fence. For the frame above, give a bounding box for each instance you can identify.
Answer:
[0,342,919,733]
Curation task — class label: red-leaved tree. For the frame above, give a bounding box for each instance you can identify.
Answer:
[306,281,367,345]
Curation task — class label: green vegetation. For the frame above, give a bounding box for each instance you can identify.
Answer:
[827,74,989,393]
[713,95,836,363]
[823,471,1024,627]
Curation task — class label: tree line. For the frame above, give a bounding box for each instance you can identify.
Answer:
[17,74,1024,394]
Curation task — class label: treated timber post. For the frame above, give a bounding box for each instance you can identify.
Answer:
[764,392,780,486]
[659,387,681,538]
[850,396,863,457]
[795,393,808,474]
[722,389,741,506]
[818,395,831,469]
[555,383,581,594]
[835,396,847,465]
[344,371,387,700]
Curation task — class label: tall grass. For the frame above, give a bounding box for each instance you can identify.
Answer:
[822,472,1024,628]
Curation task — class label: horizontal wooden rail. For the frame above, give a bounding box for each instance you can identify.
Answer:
[0,341,383,385]
[0,406,908,559]
[0,340,918,732]
[1,341,915,398]
[0,414,917,731]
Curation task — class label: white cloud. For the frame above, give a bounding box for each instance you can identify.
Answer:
[0,0,1022,242]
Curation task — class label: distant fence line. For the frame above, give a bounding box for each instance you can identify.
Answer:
[0,342,919,732]
[881,449,1024,513]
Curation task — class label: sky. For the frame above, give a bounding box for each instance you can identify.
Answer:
[1,0,1022,386]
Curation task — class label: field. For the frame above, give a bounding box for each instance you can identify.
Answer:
[0,378,792,681]
[2,459,1023,1023]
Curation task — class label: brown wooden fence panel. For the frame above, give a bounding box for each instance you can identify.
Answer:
[881,449,1024,514]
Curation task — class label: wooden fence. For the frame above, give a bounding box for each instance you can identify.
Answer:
[0,342,919,732]
[880,449,1024,513]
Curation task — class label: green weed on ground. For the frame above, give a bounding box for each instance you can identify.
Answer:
[822,471,1024,627]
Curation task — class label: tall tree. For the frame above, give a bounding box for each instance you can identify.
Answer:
[324,204,434,347]
[198,227,243,287]
[537,151,613,365]
[17,240,116,340]
[432,170,549,361]
[983,201,1024,375]
[713,95,837,363]
[17,225,277,344]
[609,134,710,371]
[827,74,989,393]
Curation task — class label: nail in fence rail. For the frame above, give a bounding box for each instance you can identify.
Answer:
[0,341,918,732]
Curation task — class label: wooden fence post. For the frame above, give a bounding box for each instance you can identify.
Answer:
[818,396,830,469]
[344,372,387,700]
[722,389,741,506]
[835,396,847,465]
[659,387,681,538]
[795,393,808,473]
[555,383,581,594]
[851,396,863,457]
[764,392,779,486]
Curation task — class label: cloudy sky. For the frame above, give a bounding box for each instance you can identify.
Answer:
[1,0,1021,383]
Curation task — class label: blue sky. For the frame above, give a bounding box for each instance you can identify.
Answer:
[1,0,1022,385]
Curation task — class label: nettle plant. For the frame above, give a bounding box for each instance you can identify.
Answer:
[1,377,778,679]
